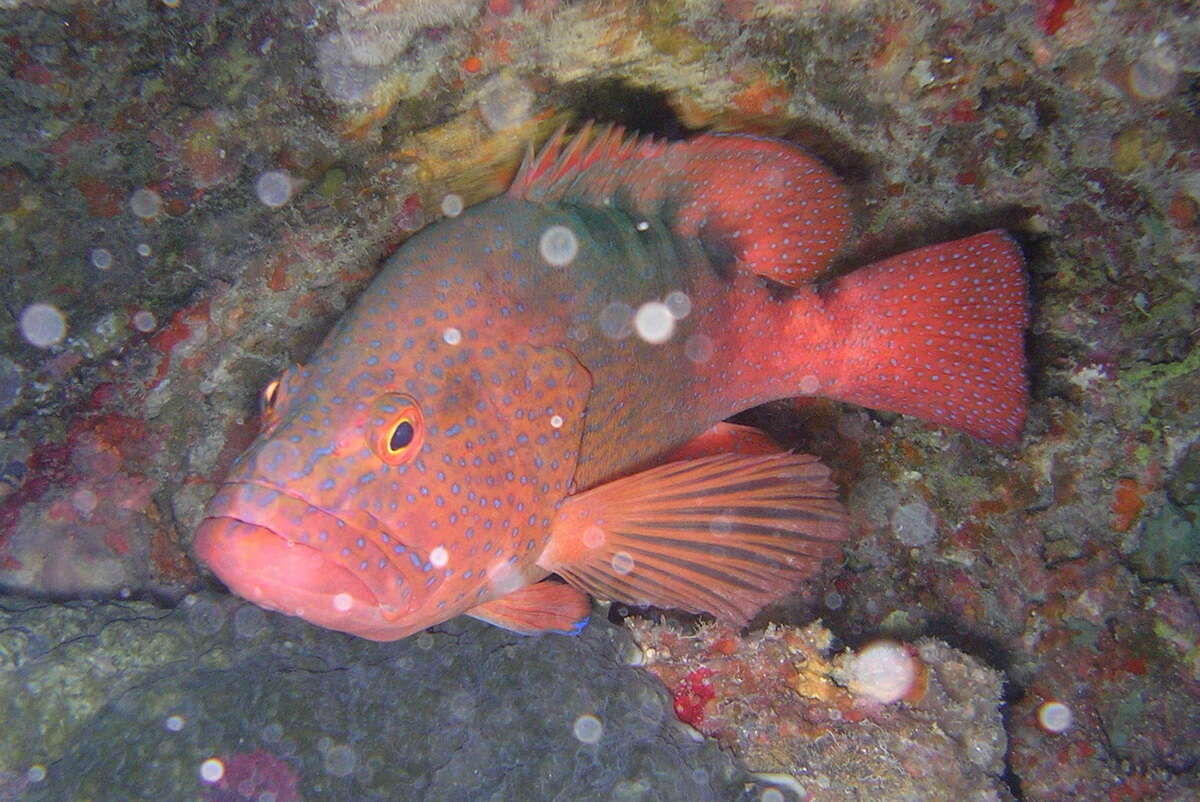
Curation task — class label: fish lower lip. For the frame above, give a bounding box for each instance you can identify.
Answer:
[194,515,381,619]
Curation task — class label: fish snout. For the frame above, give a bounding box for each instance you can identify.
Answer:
[194,482,423,640]
[194,516,381,630]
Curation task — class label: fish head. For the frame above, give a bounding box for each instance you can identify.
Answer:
[194,319,590,641]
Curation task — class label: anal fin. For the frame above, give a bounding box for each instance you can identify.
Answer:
[466,580,591,636]
[538,453,849,626]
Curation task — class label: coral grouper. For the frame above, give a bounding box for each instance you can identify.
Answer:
[194,124,1028,641]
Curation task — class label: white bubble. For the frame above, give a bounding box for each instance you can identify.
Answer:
[165,715,185,732]
[333,592,354,612]
[1129,42,1178,101]
[478,73,535,132]
[199,758,225,783]
[598,302,633,340]
[19,303,67,348]
[665,291,691,319]
[634,301,675,344]
[1037,701,1073,733]
[324,744,357,777]
[892,502,937,547]
[824,591,843,610]
[635,220,650,231]
[26,765,46,783]
[611,551,635,575]
[430,545,449,567]
[798,374,820,394]
[137,242,152,257]
[255,170,293,208]
[684,334,714,363]
[572,714,603,744]
[582,526,605,549]
[129,188,162,219]
[539,225,578,267]
[71,488,98,515]
[442,327,462,345]
[849,640,916,704]
[550,414,563,428]
[132,310,157,332]
[90,247,113,270]
[441,193,464,217]
[233,604,267,638]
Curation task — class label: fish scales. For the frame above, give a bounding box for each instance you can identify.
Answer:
[195,124,1028,641]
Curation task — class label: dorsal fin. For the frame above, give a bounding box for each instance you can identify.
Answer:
[507,123,851,285]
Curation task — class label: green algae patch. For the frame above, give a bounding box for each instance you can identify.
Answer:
[1130,502,1200,584]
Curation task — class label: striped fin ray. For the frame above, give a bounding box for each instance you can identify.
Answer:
[537,453,849,625]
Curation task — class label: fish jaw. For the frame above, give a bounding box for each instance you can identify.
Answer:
[194,482,431,641]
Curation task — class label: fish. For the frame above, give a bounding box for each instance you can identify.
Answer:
[193,124,1028,641]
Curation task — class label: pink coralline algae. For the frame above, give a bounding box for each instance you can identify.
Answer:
[201,750,301,802]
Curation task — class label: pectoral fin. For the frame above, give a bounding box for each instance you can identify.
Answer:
[538,452,848,626]
[466,580,592,636]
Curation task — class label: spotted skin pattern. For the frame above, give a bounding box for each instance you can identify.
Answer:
[195,125,1028,641]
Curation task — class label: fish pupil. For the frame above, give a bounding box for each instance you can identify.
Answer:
[390,420,414,451]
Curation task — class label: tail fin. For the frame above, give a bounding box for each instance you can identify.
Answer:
[814,230,1028,446]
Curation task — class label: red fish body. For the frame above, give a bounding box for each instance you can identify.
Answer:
[194,126,1027,641]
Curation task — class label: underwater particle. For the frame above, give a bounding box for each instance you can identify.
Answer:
[1037,700,1073,733]
[477,73,535,132]
[255,170,294,208]
[136,243,152,257]
[323,743,357,778]
[19,303,67,348]
[70,488,98,515]
[824,590,843,610]
[90,247,113,270]
[611,551,635,575]
[233,603,267,638]
[199,758,225,783]
[132,310,157,332]
[415,631,433,650]
[333,592,354,612]
[129,188,162,219]
[761,789,785,802]
[539,224,578,267]
[161,0,180,7]
[665,290,691,319]
[165,715,185,732]
[684,333,714,363]
[441,193,464,218]
[550,414,563,428]
[430,545,449,567]
[573,714,603,744]
[599,301,634,340]
[1128,37,1179,101]
[583,526,605,549]
[634,301,675,344]
[0,356,22,412]
[26,765,46,783]
[442,327,462,345]
[892,501,937,547]
[798,374,820,395]
[185,596,228,635]
[848,640,917,704]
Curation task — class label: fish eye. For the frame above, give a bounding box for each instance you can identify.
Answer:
[371,393,424,465]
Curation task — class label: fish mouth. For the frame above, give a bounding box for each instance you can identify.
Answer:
[194,482,423,641]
